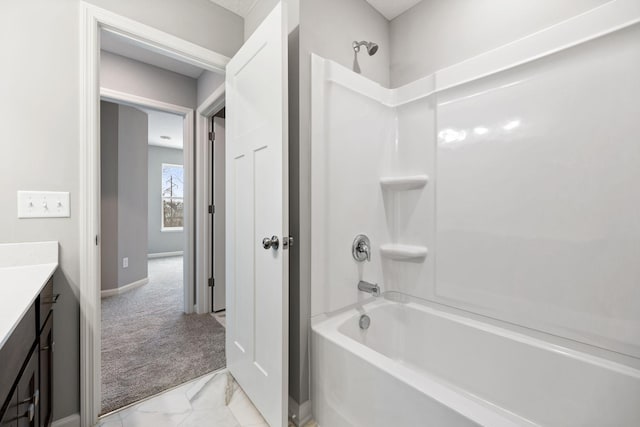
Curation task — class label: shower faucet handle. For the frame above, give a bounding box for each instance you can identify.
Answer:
[352,234,371,262]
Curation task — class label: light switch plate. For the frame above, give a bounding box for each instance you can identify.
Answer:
[18,191,70,218]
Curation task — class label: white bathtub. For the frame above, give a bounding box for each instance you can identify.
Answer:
[311,293,640,426]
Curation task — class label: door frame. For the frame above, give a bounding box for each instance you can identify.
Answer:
[100,87,194,314]
[195,85,225,315]
[79,3,229,425]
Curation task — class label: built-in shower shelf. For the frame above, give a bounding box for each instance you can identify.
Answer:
[380,244,428,261]
[380,175,428,191]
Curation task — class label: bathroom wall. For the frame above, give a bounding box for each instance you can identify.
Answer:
[0,0,244,420]
[389,0,610,87]
[100,102,149,291]
[148,146,184,255]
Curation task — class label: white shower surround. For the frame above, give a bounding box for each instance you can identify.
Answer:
[311,0,640,425]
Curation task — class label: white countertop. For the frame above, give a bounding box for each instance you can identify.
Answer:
[0,242,58,349]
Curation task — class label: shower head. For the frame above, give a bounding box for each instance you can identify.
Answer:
[353,40,379,56]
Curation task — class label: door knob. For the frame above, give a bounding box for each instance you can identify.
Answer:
[262,236,279,250]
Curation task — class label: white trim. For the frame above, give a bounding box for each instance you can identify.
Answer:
[80,3,229,426]
[160,162,185,232]
[100,277,149,298]
[148,251,184,259]
[195,85,226,314]
[52,414,81,427]
[100,88,193,115]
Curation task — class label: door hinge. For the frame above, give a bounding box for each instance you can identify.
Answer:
[208,277,214,287]
[208,131,215,142]
[95,235,99,246]
[208,204,215,214]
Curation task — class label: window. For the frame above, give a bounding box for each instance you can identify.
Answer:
[161,163,184,231]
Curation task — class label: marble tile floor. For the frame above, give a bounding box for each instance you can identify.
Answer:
[97,369,267,427]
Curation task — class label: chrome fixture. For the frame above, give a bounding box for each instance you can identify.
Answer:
[262,235,279,250]
[358,280,380,297]
[352,40,378,74]
[359,314,371,330]
[352,234,371,262]
[353,40,379,56]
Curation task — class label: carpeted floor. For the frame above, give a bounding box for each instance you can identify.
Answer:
[101,256,226,414]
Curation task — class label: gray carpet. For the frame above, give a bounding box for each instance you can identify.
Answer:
[101,256,226,414]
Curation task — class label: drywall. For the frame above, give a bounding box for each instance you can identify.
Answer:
[0,0,80,420]
[86,0,244,58]
[0,0,243,421]
[148,146,184,255]
[296,0,391,408]
[244,0,300,40]
[196,70,225,107]
[389,0,610,87]
[101,51,198,108]
[117,105,149,287]
[100,102,149,290]
[100,102,120,291]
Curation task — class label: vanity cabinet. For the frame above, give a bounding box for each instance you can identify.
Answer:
[0,278,55,427]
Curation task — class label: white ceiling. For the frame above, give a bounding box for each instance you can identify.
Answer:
[207,0,422,20]
[207,0,258,17]
[364,0,423,20]
[101,29,206,78]
[142,108,184,150]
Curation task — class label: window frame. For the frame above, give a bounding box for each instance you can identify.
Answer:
[161,162,185,232]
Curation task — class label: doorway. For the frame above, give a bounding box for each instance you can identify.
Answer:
[98,98,227,414]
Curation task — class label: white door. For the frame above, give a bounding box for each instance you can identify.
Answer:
[225,3,288,427]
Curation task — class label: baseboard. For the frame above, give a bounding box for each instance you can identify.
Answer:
[289,397,312,426]
[101,277,149,298]
[148,251,183,259]
[52,413,80,427]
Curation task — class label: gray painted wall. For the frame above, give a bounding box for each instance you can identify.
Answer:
[196,70,225,107]
[100,102,149,290]
[101,51,198,108]
[0,0,244,420]
[389,0,610,87]
[100,102,120,291]
[148,145,184,254]
[117,105,149,287]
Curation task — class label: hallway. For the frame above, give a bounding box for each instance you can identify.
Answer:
[101,256,226,413]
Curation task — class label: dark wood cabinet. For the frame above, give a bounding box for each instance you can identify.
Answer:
[16,351,38,427]
[0,387,17,427]
[38,316,52,427]
[0,278,55,427]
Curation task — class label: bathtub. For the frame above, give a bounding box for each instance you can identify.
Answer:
[311,293,640,426]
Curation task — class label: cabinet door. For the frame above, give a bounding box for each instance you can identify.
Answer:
[38,316,52,427]
[0,387,18,427]
[17,351,38,427]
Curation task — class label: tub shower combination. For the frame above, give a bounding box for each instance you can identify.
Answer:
[310,2,640,426]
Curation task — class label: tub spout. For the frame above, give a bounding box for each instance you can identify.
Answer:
[358,280,380,297]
